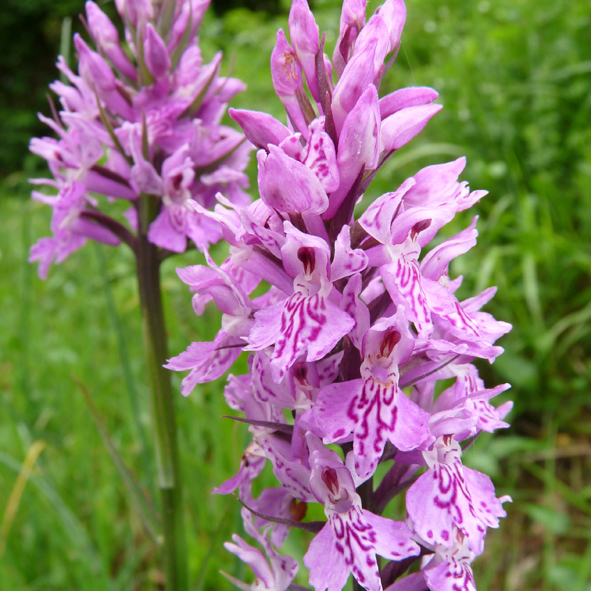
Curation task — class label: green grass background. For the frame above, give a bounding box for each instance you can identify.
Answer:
[1,0,591,588]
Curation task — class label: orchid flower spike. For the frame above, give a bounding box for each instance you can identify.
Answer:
[167,0,512,590]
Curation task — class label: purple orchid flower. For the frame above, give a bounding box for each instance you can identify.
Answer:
[386,528,477,591]
[246,222,357,383]
[223,509,298,591]
[305,435,420,591]
[405,436,511,555]
[303,307,431,480]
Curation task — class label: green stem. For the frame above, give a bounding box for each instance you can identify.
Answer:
[137,195,188,591]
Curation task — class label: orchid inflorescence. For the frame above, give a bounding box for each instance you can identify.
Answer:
[168,0,513,589]
[29,0,251,278]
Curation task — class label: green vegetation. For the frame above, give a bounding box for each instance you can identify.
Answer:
[0,0,590,588]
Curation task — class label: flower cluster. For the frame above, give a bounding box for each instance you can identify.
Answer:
[29,0,250,278]
[168,0,513,589]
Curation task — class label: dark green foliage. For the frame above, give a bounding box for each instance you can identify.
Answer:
[0,0,83,177]
[392,0,591,422]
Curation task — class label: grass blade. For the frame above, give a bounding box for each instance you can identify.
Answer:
[0,440,46,557]
[94,243,154,492]
[0,450,113,590]
[73,376,162,544]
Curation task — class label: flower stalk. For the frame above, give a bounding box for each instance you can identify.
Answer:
[137,192,188,591]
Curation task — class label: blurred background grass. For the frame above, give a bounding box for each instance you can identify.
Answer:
[1,0,590,588]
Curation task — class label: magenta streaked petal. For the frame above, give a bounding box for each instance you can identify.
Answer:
[268,291,355,382]
[223,535,276,589]
[403,158,466,207]
[306,379,361,442]
[361,511,420,561]
[259,435,315,501]
[423,555,476,591]
[423,279,482,340]
[382,257,431,327]
[406,468,461,550]
[247,300,285,352]
[359,177,415,244]
[463,467,510,531]
[304,523,349,591]
[303,124,340,193]
[421,217,478,281]
[331,225,368,281]
[351,381,429,478]
[165,331,247,394]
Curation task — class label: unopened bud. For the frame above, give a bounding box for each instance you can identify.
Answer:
[144,23,171,79]
[75,34,116,93]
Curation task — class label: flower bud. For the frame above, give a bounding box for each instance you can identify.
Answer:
[288,0,320,102]
[75,34,116,93]
[353,13,390,81]
[376,0,406,53]
[271,30,310,137]
[379,86,439,119]
[323,84,381,220]
[144,23,171,79]
[333,0,367,76]
[381,103,442,151]
[331,39,376,134]
[86,1,137,80]
[229,109,291,150]
[117,0,153,28]
[257,146,328,215]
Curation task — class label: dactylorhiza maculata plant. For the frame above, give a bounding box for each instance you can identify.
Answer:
[167,0,513,589]
[29,0,250,273]
[29,1,250,589]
